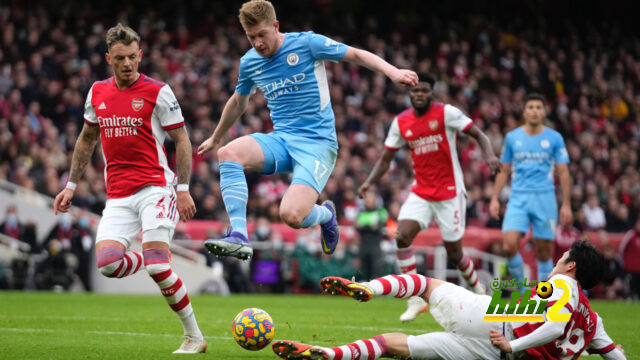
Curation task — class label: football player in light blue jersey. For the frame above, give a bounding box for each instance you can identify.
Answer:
[490,93,573,290]
[197,0,418,259]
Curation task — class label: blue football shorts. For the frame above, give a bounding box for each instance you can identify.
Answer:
[502,191,558,240]
[249,132,337,194]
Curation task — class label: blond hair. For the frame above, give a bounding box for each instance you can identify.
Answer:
[106,23,140,49]
[238,0,277,28]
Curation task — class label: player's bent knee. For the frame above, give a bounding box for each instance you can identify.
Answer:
[447,250,463,264]
[280,209,304,228]
[96,246,125,278]
[503,239,519,256]
[395,233,413,249]
[382,333,411,357]
[217,144,244,163]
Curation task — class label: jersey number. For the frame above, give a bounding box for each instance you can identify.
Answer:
[453,210,460,225]
[314,160,329,183]
[555,319,585,359]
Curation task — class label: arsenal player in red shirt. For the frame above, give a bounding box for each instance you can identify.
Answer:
[358,73,501,321]
[53,23,204,353]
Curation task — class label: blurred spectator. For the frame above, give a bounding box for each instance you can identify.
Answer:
[620,219,640,300]
[292,230,323,292]
[599,243,624,300]
[37,213,78,290]
[553,223,581,263]
[0,205,38,253]
[252,231,288,293]
[37,238,77,291]
[72,210,94,291]
[1,205,22,240]
[355,189,387,280]
[582,195,606,230]
[605,201,632,233]
[250,216,271,243]
[42,213,75,252]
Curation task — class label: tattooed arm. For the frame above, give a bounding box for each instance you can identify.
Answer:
[167,126,196,221]
[53,124,100,214]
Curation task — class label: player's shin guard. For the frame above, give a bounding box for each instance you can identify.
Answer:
[507,253,526,292]
[367,274,429,298]
[220,161,249,238]
[326,335,387,360]
[96,246,143,278]
[537,259,553,282]
[143,248,202,338]
[396,246,417,274]
[458,256,484,294]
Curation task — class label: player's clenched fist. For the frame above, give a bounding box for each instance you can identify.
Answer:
[53,188,74,214]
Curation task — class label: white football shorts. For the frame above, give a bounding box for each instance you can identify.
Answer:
[407,282,501,359]
[398,191,466,241]
[96,185,179,247]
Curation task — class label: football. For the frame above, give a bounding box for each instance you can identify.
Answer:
[536,281,554,299]
[232,308,275,350]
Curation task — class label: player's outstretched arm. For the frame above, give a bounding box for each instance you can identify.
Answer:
[342,47,418,87]
[490,321,565,354]
[168,126,196,221]
[358,148,395,199]
[53,124,100,214]
[465,125,501,174]
[556,163,573,226]
[489,162,511,219]
[598,345,626,360]
[197,91,250,156]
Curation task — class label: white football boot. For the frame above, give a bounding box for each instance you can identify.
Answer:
[173,334,207,354]
[399,296,429,322]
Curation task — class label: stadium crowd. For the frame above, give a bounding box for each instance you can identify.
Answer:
[1,0,640,297]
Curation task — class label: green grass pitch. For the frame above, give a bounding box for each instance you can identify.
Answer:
[0,292,638,359]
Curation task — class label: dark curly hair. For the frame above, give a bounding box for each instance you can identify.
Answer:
[566,240,604,290]
[417,73,436,88]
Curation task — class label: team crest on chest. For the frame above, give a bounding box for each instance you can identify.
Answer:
[286,53,299,66]
[540,139,550,148]
[131,98,144,112]
[429,120,439,131]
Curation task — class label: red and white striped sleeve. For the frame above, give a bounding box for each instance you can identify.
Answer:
[586,313,625,359]
[444,104,473,133]
[83,84,98,127]
[383,117,405,151]
[155,85,185,131]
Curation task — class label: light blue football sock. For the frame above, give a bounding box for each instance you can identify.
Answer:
[219,161,248,238]
[537,259,554,282]
[507,253,525,292]
[299,204,333,228]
